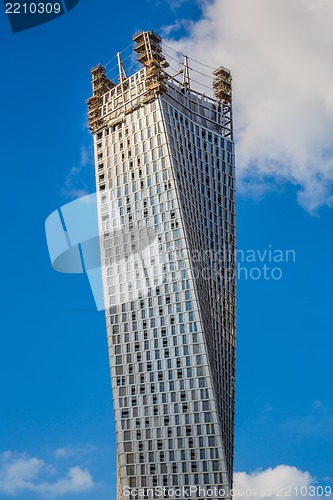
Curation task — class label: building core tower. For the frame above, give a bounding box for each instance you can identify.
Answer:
[88,31,236,499]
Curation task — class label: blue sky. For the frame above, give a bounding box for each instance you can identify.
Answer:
[1,0,333,498]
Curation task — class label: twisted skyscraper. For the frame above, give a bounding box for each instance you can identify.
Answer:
[88,31,236,499]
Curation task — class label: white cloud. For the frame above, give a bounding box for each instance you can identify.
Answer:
[54,448,75,459]
[167,0,193,11]
[62,146,93,200]
[54,445,95,459]
[166,0,333,212]
[161,18,193,37]
[35,467,94,497]
[234,465,320,500]
[313,400,324,409]
[0,451,94,497]
[0,453,45,495]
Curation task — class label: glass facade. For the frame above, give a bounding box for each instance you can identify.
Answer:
[89,32,236,500]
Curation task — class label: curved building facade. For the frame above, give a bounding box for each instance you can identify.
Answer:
[88,31,236,500]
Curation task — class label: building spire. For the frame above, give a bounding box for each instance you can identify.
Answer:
[183,55,190,90]
[117,52,127,84]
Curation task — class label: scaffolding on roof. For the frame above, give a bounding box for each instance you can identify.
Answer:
[86,32,233,135]
[87,65,115,132]
[213,66,232,104]
[133,31,169,99]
